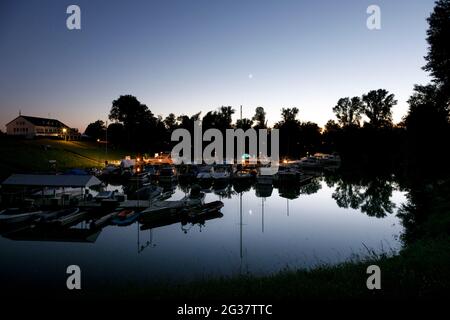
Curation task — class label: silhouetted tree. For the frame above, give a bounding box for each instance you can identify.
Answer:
[252,106,267,129]
[333,96,363,127]
[299,121,322,155]
[235,118,253,130]
[107,122,125,147]
[362,89,397,128]
[163,113,177,131]
[84,120,106,141]
[404,84,449,173]
[424,0,450,95]
[323,120,341,152]
[274,108,301,158]
[108,95,158,150]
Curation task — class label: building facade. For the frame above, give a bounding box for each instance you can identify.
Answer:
[5,115,79,139]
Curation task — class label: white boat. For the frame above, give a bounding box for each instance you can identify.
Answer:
[95,191,115,201]
[139,192,205,221]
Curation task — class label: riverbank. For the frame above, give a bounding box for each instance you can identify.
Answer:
[0,138,127,180]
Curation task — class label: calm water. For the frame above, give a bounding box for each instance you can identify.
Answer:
[0,175,405,289]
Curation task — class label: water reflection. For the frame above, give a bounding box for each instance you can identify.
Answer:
[0,172,406,285]
[325,173,396,218]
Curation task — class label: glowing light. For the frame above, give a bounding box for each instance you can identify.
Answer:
[62,128,67,133]
[97,139,100,142]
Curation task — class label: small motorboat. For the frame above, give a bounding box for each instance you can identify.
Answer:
[90,211,119,229]
[111,209,139,226]
[50,210,87,227]
[95,191,115,201]
[275,166,299,182]
[139,185,205,223]
[38,208,80,223]
[0,208,42,226]
[185,201,224,220]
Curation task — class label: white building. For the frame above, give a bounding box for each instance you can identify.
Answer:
[5,115,78,139]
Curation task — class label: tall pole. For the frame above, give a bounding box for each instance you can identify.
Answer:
[240,105,242,121]
[262,198,265,233]
[239,192,243,273]
[105,119,108,159]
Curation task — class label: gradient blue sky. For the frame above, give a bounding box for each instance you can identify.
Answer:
[0,0,436,131]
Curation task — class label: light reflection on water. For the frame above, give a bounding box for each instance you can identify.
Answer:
[0,176,405,286]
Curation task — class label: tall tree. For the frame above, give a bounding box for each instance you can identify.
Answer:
[163,113,177,131]
[84,120,106,140]
[252,106,267,129]
[109,95,154,129]
[235,118,253,130]
[275,108,301,158]
[362,89,397,128]
[108,95,157,149]
[424,0,450,94]
[280,107,300,123]
[333,97,363,127]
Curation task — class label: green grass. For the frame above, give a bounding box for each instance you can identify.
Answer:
[0,138,128,179]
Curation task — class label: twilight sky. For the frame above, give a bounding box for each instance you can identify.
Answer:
[0,0,436,132]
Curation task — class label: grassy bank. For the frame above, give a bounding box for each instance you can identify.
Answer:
[0,138,128,180]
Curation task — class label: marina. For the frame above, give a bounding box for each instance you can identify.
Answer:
[0,156,406,284]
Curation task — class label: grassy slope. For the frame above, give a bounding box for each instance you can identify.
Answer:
[0,138,128,179]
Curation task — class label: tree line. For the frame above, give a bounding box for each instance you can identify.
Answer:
[85,0,449,174]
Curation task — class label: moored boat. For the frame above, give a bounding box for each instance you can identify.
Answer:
[111,209,139,226]
[0,208,42,226]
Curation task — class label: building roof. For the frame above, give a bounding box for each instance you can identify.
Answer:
[6,115,69,128]
[2,174,102,188]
